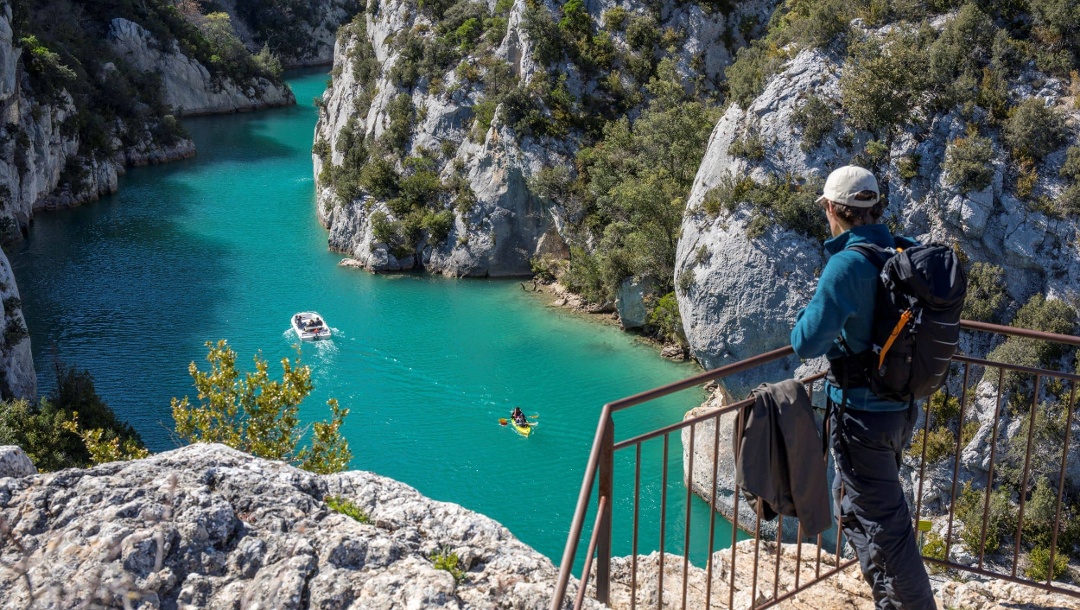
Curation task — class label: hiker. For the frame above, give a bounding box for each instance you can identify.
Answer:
[511,407,528,427]
[790,166,936,610]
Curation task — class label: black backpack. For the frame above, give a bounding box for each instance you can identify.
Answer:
[844,243,968,403]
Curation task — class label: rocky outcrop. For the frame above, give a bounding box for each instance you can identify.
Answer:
[314,0,779,277]
[107,18,295,116]
[0,443,595,609]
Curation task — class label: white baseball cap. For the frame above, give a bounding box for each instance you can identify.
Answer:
[816,166,880,208]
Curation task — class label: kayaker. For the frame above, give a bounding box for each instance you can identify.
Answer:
[511,407,528,427]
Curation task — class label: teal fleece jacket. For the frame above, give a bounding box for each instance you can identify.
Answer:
[791,224,917,412]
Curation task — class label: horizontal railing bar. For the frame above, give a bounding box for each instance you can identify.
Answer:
[953,353,1080,382]
[613,372,827,451]
[960,319,1080,346]
[604,346,796,414]
[923,558,1080,598]
[614,397,754,451]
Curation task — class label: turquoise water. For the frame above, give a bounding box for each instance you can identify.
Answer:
[10,69,738,565]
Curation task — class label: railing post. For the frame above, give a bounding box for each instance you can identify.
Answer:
[596,412,615,605]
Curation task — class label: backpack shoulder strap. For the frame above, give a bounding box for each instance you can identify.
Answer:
[847,242,890,270]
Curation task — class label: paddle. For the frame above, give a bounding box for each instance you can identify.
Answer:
[498,418,508,426]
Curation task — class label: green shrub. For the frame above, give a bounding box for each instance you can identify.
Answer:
[625,15,659,53]
[19,35,77,101]
[909,426,956,463]
[0,365,147,471]
[171,340,352,474]
[988,293,1077,370]
[361,158,401,200]
[787,0,851,49]
[701,173,755,217]
[1028,0,1080,77]
[647,292,683,344]
[430,546,467,582]
[944,135,995,192]
[522,5,562,67]
[371,210,399,244]
[1061,185,1080,216]
[602,7,628,31]
[1026,545,1069,581]
[728,132,765,160]
[841,29,931,133]
[1061,146,1080,181]
[921,532,948,574]
[898,154,921,181]
[963,262,1008,323]
[791,94,835,151]
[739,175,827,240]
[1022,477,1063,548]
[927,3,995,106]
[956,482,1016,555]
[253,44,283,78]
[422,209,455,244]
[399,170,443,210]
[1003,98,1065,162]
[725,42,785,110]
[326,496,370,523]
[382,94,415,156]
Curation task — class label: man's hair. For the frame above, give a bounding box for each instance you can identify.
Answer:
[830,196,887,225]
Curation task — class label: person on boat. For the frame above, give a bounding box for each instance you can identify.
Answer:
[511,407,528,427]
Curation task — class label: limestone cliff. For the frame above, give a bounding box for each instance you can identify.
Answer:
[314,0,777,277]
[107,18,295,116]
[0,443,596,609]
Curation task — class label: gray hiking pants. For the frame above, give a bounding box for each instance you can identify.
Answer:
[830,406,937,610]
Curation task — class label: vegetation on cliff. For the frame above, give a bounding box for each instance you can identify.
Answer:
[720,0,1080,237]
[0,364,146,471]
[3,0,285,204]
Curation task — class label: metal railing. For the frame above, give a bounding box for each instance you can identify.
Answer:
[551,320,1080,609]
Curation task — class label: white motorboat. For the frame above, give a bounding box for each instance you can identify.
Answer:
[291,311,331,340]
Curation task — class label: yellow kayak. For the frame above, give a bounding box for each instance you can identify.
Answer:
[511,419,532,437]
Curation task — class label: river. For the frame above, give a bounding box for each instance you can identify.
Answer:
[10,69,736,565]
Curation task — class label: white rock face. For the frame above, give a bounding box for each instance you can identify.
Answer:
[0,250,34,400]
[616,276,657,330]
[0,4,15,101]
[0,443,598,609]
[315,0,780,277]
[107,18,295,116]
